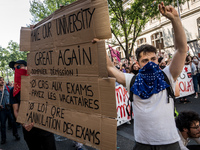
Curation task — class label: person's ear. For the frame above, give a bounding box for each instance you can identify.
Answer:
[183,128,188,132]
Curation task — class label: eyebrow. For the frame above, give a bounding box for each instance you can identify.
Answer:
[141,58,149,62]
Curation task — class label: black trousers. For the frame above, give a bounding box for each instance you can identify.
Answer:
[23,127,56,150]
[187,145,200,150]
[133,141,181,150]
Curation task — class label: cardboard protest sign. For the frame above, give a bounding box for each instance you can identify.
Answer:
[116,84,133,126]
[27,41,108,77]
[20,27,31,52]
[18,0,117,149]
[177,65,195,98]
[18,99,116,150]
[19,74,117,149]
[20,0,112,51]
[20,76,116,118]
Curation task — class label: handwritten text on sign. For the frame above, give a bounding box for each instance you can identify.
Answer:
[116,84,133,126]
[177,65,195,98]
[25,0,112,51]
[28,76,100,113]
[22,101,102,148]
[31,8,95,42]
[23,76,116,118]
[27,41,107,77]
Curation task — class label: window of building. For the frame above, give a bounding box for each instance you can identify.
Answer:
[137,38,146,47]
[150,16,157,24]
[151,32,164,49]
[116,47,120,51]
[197,18,200,38]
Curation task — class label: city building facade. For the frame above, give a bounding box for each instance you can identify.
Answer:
[108,0,200,60]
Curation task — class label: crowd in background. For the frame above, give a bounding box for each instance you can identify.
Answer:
[112,52,200,100]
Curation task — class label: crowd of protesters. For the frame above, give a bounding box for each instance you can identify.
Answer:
[0,2,200,150]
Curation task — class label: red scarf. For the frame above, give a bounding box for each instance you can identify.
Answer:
[13,69,28,97]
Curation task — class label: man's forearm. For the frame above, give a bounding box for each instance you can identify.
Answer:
[172,17,187,53]
[106,54,126,86]
[13,104,19,119]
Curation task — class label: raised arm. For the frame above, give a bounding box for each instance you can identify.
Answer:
[92,38,126,86]
[106,54,126,86]
[159,2,187,81]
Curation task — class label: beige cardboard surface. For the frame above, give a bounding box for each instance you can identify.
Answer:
[27,41,108,77]
[18,0,117,149]
[17,100,117,150]
[22,0,111,51]
[20,76,116,118]
[20,27,31,51]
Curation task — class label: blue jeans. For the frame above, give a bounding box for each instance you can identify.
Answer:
[192,75,198,93]
[0,107,18,140]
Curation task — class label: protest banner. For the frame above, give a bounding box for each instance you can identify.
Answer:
[18,0,117,149]
[177,65,195,98]
[116,84,133,126]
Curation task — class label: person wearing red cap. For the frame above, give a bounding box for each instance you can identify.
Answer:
[9,60,56,150]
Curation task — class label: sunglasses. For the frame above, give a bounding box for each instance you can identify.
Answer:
[13,65,21,70]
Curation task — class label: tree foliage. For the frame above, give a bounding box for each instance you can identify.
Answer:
[0,41,28,80]
[29,0,188,60]
[108,0,188,59]
[30,0,76,23]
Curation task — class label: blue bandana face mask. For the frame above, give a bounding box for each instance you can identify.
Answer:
[130,61,170,99]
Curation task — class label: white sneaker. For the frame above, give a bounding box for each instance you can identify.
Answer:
[194,95,198,98]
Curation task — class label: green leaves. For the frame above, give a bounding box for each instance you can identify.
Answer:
[108,0,188,59]
[0,41,28,78]
[30,0,76,23]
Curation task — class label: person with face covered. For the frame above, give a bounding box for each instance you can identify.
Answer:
[158,57,166,70]
[130,63,140,75]
[9,60,56,150]
[176,111,200,150]
[105,2,187,150]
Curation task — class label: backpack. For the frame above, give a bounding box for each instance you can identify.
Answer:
[126,71,177,119]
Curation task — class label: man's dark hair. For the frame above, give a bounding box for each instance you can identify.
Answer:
[158,57,164,63]
[135,44,157,61]
[122,63,126,68]
[176,111,200,132]
[186,55,191,62]
[193,56,199,61]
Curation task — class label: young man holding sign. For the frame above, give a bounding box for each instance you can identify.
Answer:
[106,2,187,150]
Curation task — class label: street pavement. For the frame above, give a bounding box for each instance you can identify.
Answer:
[0,93,199,150]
